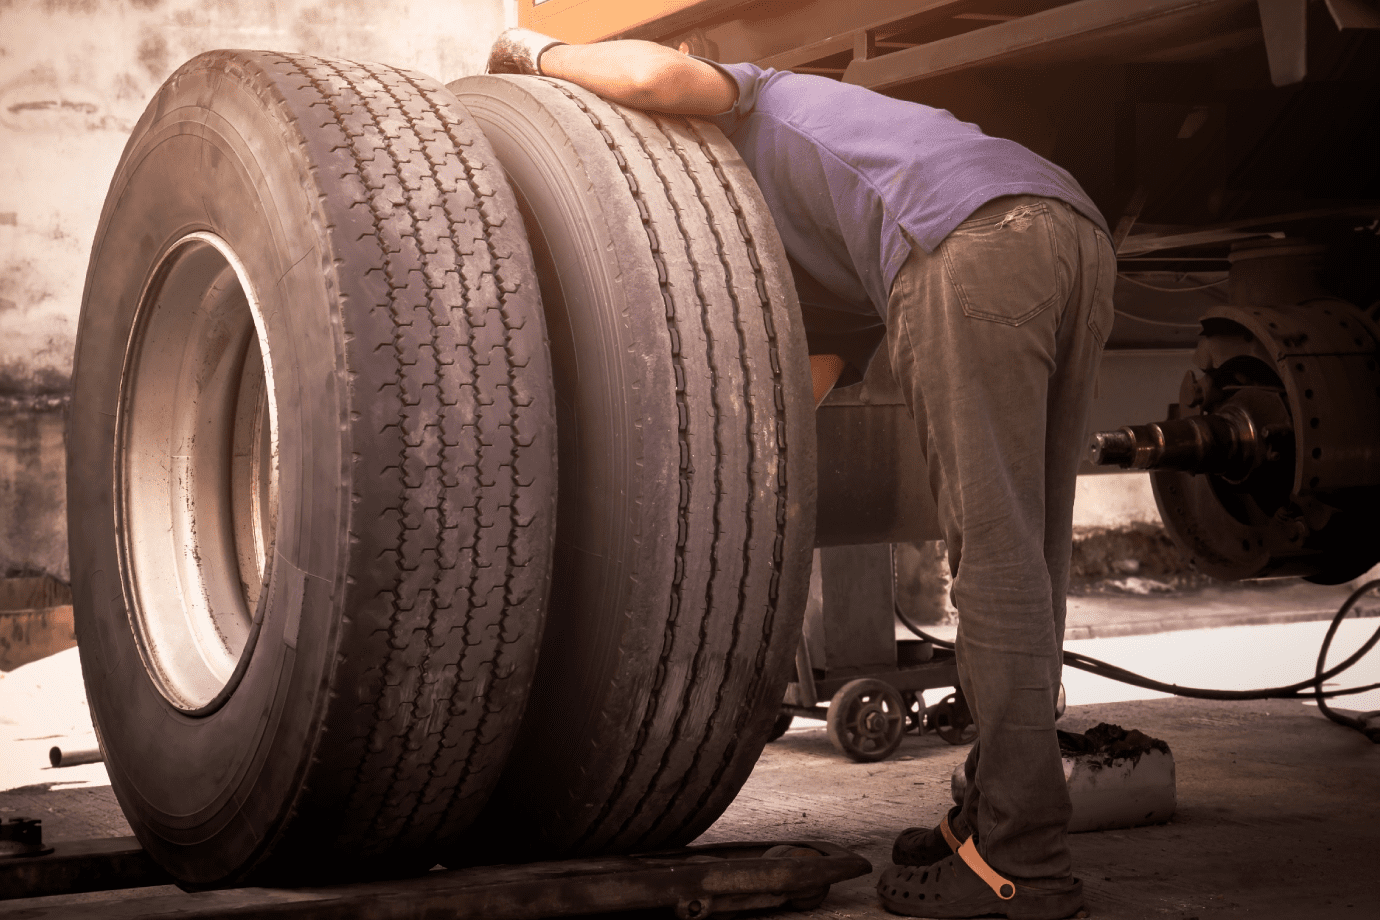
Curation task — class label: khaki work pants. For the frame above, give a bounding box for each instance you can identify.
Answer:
[886,195,1116,880]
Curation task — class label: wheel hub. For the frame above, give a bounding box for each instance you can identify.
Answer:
[116,232,278,712]
[1087,241,1380,582]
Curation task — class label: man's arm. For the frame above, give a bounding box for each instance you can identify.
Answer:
[538,40,737,115]
[489,31,838,402]
[541,42,844,405]
[487,30,738,116]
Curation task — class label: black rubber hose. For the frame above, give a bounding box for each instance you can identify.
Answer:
[895,579,1380,741]
[894,603,943,646]
[1314,580,1380,742]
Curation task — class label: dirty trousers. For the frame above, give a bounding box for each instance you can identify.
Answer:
[885,195,1115,879]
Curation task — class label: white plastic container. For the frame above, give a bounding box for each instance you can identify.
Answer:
[950,724,1176,833]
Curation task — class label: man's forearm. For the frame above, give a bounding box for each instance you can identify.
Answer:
[538,41,736,115]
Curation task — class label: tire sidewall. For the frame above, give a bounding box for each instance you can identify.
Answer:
[68,55,348,882]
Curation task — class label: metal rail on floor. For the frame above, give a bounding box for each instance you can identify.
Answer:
[0,835,871,920]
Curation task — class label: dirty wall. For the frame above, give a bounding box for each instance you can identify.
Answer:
[0,0,511,580]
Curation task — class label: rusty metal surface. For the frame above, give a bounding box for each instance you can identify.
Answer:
[813,346,1196,546]
[578,0,1258,90]
[0,836,170,900]
[1144,293,1380,582]
[0,606,75,672]
[561,0,1379,269]
[804,546,898,675]
[1196,302,1380,495]
[789,542,959,711]
[1326,0,1380,28]
[814,349,938,546]
[1116,207,1380,257]
[808,654,961,700]
[786,661,963,707]
[0,818,53,859]
[814,403,939,546]
[678,1,986,70]
[1258,0,1309,84]
[841,0,1256,89]
[519,0,754,44]
[2,840,870,920]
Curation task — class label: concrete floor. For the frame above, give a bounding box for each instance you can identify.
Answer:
[3,694,1377,919]
[701,695,1380,920]
[2,584,1378,919]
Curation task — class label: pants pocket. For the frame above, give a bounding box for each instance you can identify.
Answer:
[1087,232,1117,347]
[941,202,1061,325]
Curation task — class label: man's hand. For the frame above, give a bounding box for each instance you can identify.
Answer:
[486,29,736,116]
[486,27,567,76]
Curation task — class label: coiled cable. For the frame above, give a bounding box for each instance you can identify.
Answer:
[895,579,1380,742]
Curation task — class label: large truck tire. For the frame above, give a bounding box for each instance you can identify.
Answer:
[65,51,556,886]
[448,75,816,859]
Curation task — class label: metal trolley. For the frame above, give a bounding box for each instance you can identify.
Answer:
[776,544,975,762]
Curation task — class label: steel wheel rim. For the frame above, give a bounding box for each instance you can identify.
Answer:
[116,232,279,712]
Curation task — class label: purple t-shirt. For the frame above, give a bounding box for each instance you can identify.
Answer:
[704,62,1109,363]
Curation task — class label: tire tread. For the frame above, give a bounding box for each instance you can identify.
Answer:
[244,52,549,871]
[528,82,802,854]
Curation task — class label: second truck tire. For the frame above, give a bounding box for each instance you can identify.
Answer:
[450,75,817,859]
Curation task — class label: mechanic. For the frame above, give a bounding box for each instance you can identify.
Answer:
[487,28,1114,920]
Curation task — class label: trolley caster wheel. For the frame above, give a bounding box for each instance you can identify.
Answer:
[826,678,906,762]
[925,692,977,745]
[767,711,794,743]
[903,690,926,734]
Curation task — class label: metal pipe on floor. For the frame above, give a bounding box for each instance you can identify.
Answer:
[49,746,103,768]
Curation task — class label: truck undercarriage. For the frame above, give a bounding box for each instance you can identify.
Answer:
[528,0,1380,582]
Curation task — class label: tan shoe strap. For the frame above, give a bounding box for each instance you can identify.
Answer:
[940,814,962,852]
[956,838,1015,901]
